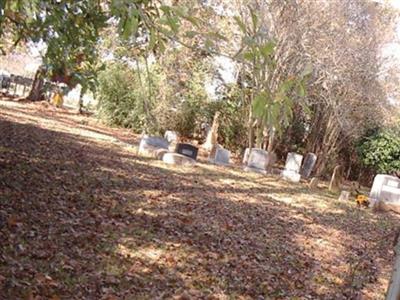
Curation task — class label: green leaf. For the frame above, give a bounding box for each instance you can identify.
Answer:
[121,15,138,40]
[185,31,198,38]
[148,28,156,50]
[300,101,312,116]
[301,63,313,77]
[243,50,255,61]
[184,16,200,27]
[279,79,294,94]
[166,16,179,33]
[250,7,258,29]
[252,91,270,118]
[260,41,275,58]
[297,82,306,97]
[234,16,247,33]
[206,31,228,42]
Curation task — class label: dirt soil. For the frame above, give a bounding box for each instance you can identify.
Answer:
[0,99,399,299]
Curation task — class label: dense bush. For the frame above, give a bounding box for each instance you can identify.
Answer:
[96,62,153,131]
[357,128,400,174]
[96,60,249,152]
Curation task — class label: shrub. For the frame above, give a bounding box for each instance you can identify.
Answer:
[357,128,400,174]
[96,59,249,152]
[96,62,163,133]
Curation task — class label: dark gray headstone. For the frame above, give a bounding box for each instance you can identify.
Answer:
[175,143,198,160]
[300,153,317,178]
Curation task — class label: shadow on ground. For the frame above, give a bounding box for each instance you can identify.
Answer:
[0,113,398,299]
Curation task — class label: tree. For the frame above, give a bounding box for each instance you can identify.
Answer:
[0,0,201,108]
[232,1,310,150]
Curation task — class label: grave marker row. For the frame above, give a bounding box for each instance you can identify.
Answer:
[139,134,200,166]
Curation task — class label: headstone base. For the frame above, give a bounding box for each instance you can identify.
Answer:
[163,153,196,166]
[155,149,168,160]
[281,170,301,183]
[209,159,230,166]
[244,166,267,175]
[138,146,160,158]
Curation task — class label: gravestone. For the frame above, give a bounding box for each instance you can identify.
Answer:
[338,191,350,201]
[209,144,222,161]
[329,165,343,192]
[138,135,169,157]
[309,177,319,189]
[164,130,178,143]
[245,149,269,174]
[369,174,400,211]
[300,153,317,178]
[213,147,231,165]
[245,149,276,174]
[201,122,211,140]
[203,112,220,151]
[175,143,198,160]
[281,152,303,183]
[163,153,196,166]
[243,148,251,165]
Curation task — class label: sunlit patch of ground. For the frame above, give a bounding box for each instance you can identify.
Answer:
[0,98,399,299]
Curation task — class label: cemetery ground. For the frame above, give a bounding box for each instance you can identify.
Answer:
[0,98,399,300]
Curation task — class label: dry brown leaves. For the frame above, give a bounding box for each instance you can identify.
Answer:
[0,99,399,299]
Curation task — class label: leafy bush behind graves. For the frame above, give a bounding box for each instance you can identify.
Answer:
[96,62,154,131]
[96,61,249,152]
[357,128,400,174]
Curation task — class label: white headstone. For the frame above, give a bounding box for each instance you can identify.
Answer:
[284,152,303,173]
[164,130,178,143]
[247,149,269,170]
[243,148,251,165]
[370,175,400,208]
[281,152,303,183]
[139,135,169,157]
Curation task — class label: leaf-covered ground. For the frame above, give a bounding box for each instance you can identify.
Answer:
[0,99,399,299]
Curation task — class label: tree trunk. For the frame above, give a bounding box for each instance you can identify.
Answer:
[267,128,275,152]
[386,231,400,300]
[27,68,45,101]
[248,101,254,149]
[78,88,84,114]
